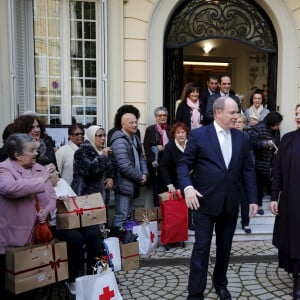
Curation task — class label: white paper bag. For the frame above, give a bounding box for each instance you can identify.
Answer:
[132,221,158,255]
[104,237,122,272]
[75,268,123,300]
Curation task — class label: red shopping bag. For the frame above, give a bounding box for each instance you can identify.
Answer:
[159,190,188,245]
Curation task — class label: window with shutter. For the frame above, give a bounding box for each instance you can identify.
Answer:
[11,0,106,126]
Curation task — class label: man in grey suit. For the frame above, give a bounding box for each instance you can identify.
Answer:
[177,97,258,300]
[205,74,241,124]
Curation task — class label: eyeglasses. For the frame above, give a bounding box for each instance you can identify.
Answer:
[156,114,167,117]
[72,132,84,136]
[95,134,106,138]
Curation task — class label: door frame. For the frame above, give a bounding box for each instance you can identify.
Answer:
[147,0,299,134]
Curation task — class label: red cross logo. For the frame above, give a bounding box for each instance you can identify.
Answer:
[150,231,155,243]
[99,286,115,300]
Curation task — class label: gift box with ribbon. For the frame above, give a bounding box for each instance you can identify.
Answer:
[119,241,139,271]
[56,192,106,229]
[133,207,160,222]
[5,240,68,294]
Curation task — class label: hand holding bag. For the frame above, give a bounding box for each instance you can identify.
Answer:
[159,190,188,245]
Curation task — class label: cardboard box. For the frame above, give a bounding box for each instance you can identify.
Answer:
[119,241,139,271]
[56,193,106,229]
[5,240,68,294]
[133,207,160,222]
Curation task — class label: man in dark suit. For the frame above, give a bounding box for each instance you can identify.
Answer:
[177,96,258,300]
[200,74,218,117]
[205,74,241,124]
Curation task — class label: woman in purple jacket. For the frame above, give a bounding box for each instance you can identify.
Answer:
[0,133,56,298]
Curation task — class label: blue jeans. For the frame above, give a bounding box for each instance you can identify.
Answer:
[113,193,134,227]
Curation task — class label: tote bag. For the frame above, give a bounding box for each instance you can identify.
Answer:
[103,237,122,272]
[160,190,188,245]
[75,268,123,300]
[132,221,158,255]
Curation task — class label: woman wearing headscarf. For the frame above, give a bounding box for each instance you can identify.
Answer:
[71,125,114,198]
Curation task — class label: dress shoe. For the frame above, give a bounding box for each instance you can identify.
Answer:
[188,224,195,231]
[215,287,232,300]
[242,226,252,234]
[293,275,300,299]
[257,208,264,215]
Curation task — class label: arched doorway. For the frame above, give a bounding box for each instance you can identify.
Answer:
[164,0,278,124]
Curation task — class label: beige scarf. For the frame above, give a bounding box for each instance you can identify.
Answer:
[249,104,263,121]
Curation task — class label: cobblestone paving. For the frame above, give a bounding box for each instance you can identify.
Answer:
[115,240,293,300]
[23,240,293,300]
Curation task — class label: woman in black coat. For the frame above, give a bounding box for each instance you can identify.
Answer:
[249,111,283,215]
[270,104,300,299]
[160,122,189,191]
[175,82,205,130]
[72,125,114,198]
[160,122,194,230]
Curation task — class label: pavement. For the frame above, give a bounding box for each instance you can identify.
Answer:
[24,238,293,300]
[10,198,293,300]
[115,239,293,300]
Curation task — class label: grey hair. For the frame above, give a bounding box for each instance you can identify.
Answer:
[5,133,35,160]
[154,106,168,116]
[213,96,231,116]
[213,96,228,115]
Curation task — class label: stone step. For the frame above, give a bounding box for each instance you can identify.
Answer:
[110,192,275,242]
[187,196,275,242]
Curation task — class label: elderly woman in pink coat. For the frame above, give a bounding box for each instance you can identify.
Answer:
[0,133,56,297]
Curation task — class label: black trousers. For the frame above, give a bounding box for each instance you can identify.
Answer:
[239,184,250,227]
[256,171,271,207]
[51,224,103,282]
[187,207,238,299]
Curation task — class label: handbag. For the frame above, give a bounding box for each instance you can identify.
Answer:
[159,190,188,245]
[34,195,53,244]
[76,268,123,300]
[123,219,139,231]
[132,220,158,255]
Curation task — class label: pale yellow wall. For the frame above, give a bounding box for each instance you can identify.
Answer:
[0,1,14,137]
[122,0,156,137]
[257,0,300,134]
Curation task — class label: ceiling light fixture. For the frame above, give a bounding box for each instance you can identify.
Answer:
[202,43,213,54]
[183,61,229,67]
